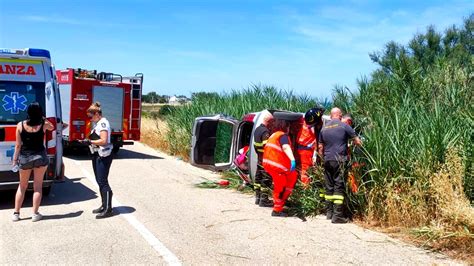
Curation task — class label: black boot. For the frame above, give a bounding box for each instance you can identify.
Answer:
[92,191,105,214]
[96,191,113,219]
[259,193,273,207]
[331,203,348,224]
[271,210,288,217]
[325,200,334,220]
[255,189,261,205]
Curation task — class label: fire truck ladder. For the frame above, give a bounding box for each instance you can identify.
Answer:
[129,73,143,131]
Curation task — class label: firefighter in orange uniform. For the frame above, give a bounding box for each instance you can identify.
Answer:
[263,119,297,217]
[296,108,324,187]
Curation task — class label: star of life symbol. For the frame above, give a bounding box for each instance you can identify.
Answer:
[6,146,14,161]
[2,92,27,115]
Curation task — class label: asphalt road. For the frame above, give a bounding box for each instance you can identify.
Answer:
[0,143,463,265]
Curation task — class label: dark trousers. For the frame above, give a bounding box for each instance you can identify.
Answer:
[323,160,349,202]
[255,163,272,190]
[92,154,113,192]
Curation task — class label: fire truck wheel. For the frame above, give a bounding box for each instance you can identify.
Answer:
[113,145,120,154]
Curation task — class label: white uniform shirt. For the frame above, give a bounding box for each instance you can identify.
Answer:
[90,117,113,157]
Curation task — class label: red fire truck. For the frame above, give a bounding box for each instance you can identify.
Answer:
[56,68,143,152]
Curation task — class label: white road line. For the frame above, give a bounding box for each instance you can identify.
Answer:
[80,167,182,266]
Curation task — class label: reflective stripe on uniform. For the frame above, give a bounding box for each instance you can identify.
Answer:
[262,158,288,172]
[332,195,344,200]
[254,140,268,153]
[265,142,283,152]
[333,195,344,205]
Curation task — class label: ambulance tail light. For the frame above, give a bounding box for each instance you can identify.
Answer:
[47,159,55,178]
[45,117,57,155]
[28,48,51,59]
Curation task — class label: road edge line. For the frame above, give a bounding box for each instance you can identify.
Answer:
[80,167,182,266]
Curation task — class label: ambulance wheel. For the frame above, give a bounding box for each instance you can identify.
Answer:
[43,186,51,196]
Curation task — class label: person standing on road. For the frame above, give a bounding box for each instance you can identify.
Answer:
[263,119,297,217]
[319,108,361,223]
[253,110,274,207]
[296,107,324,188]
[79,102,114,219]
[12,102,54,222]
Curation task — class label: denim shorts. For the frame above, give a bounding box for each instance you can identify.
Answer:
[18,150,49,170]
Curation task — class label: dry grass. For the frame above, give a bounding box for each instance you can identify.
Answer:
[366,148,474,262]
[140,117,171,153]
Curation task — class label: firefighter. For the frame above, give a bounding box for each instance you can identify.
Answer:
[253,110,274,207]
[296,107,324,188]
[79,102,115,219]
[263,119,297,217]
[319,108,362,223]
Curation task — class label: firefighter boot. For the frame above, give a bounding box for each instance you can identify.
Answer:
[96,191,113,219]
[259,192,273,207]
[92,191,105,214]
[255,189,261,205]
[331,203,348,224]
[271,210,288,217]
[325,200,334,220]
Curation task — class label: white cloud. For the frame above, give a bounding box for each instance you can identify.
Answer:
[20,15,156,29]
[21,15,85,25]
[290,2,473,57]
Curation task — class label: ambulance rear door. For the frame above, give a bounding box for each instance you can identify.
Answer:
[0,56,46,175]
[191,114,239,171]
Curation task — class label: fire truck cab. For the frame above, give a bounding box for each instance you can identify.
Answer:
[191,110,329,185]
[56,69,143,153]
[0,48,64,195]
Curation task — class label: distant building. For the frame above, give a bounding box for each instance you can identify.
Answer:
[168,95,190,105]
[169,96,178,105]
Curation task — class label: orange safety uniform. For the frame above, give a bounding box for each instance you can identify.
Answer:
[263,131,297,212]
[296,121,316,186]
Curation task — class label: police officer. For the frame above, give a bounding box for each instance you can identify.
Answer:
[319,107,361,223]
[253,110,274,207]
[80,102,114,219]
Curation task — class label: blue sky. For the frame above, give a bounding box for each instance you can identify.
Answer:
[0,0,472,98]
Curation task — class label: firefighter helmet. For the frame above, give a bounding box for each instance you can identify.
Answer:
[304,107,324,126]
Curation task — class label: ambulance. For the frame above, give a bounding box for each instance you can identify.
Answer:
[0,48,64,195]
[190,110,329,185]
[56,68,143,152]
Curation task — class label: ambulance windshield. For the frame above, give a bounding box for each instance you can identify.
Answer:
[0,81,46,124]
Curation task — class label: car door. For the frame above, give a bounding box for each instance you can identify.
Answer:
[191,114,239,171]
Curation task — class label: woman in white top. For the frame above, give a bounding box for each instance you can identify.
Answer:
[80,102,114,219]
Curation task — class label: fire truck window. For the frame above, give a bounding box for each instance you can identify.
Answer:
[0,81,46,124]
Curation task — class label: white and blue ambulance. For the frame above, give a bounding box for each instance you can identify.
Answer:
[0,48,64,195]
